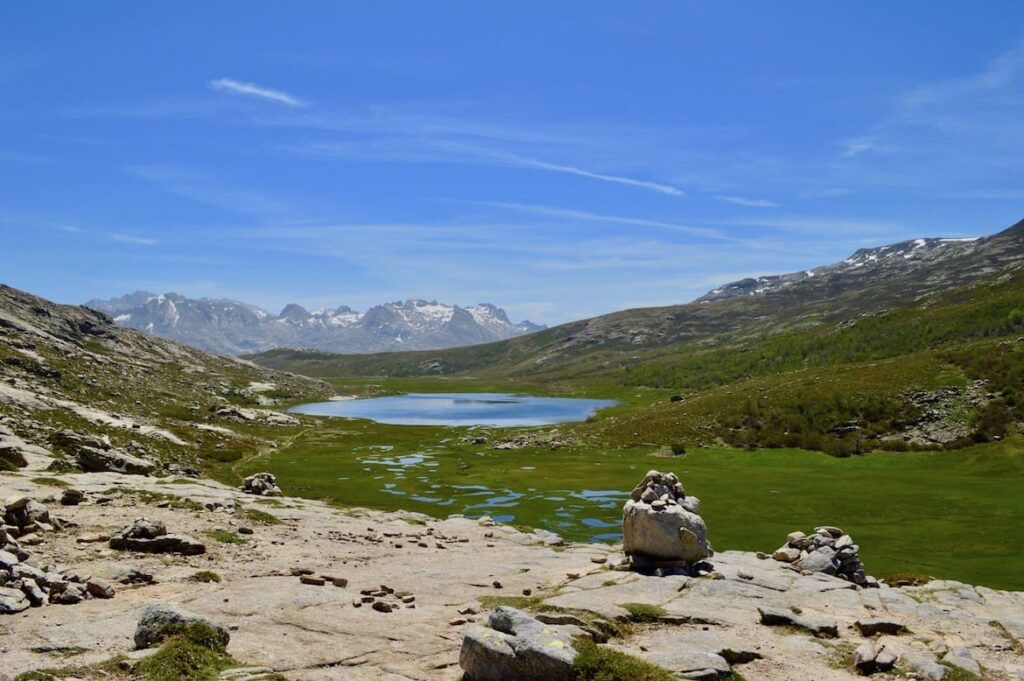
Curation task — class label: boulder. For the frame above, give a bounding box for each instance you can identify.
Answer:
[854,642,897,674]
[76,445,155,476]
[622,470,711,564]
[0,436,28,468]
[459,606,587,681]
[855,618,907,637]
[0,586,30,614]
[758,606,838,638]
[134,603,230,649]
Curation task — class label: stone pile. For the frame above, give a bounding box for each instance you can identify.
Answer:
[240,472,282,496]
[622,470,711,569]
[109,517,206,555]
[49,428,155,476]
[1,496,114,614]
[351,583,415,612]
[771,526,877,587]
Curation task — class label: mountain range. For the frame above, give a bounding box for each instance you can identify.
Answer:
[253,217,1024,380]
[84,294,543,356]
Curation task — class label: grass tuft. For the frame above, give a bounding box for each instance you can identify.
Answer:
[570,637,674,680]
[203,529,247,545]
[30,477,69,488]
[190,570,222,583]
[619,603,668,623]
[238,507,283,525]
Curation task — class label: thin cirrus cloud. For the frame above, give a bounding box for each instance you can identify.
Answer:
[208,78,306,107]
[109,233,159,246]
[714,195,778,208]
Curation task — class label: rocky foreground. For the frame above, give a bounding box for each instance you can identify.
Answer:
[1,456,1023,680]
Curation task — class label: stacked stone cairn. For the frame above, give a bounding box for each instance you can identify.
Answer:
[771,526,878,587]
[240,472,282,496]
[622,470,712,573]
[1,495,115,614]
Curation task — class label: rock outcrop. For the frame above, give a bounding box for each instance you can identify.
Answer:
[109,518,205,555]
[51,429,156,476]
[622,470,711,566]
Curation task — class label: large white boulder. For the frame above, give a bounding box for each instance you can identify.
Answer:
[622,470,711,563]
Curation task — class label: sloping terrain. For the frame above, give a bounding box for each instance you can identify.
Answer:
[0,284,331,472]
[252,218,1024,453]
[87,292,543,355]
[253,218,1023,381]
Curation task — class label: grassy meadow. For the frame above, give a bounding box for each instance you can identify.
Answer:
[215,379,1024,591]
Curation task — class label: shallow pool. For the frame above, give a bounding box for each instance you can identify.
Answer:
[288,392,617,426]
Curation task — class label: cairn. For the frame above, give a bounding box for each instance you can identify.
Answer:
[240,472,282,496]
[622,470,712,571]
[771,526,878,587]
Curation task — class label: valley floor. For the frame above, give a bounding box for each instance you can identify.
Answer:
[2,455,1023,680]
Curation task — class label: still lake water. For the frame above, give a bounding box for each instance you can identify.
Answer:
[288,392,617,427]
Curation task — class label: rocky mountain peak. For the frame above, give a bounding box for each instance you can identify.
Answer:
[85,292,544,355]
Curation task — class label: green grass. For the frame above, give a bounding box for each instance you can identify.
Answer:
[619,603,668,623]
[104,488,205,511]
[237,507,283,525]
[203,530,247,545]
[30,476,68,488]
[225,408,1024,589]
[133,623,234,681]
[570,637,675,681]
[189,570,222,583]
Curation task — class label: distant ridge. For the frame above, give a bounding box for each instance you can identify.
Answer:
[85,293,544,355]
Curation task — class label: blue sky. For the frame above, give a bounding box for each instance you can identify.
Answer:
[2,3,1023,325]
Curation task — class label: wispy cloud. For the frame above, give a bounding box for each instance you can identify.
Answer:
[126,166,292,218]
[480,202,726,239]
[208,78,306,107]
[109,233,159,246]
[507,156,684,196]
[714,195,778,208]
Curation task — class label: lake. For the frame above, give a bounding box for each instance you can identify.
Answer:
[288,392,617,426]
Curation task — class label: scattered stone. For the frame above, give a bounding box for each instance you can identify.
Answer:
[299,575,325,586]
[372,601,392,613]
[237,526,253,535]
